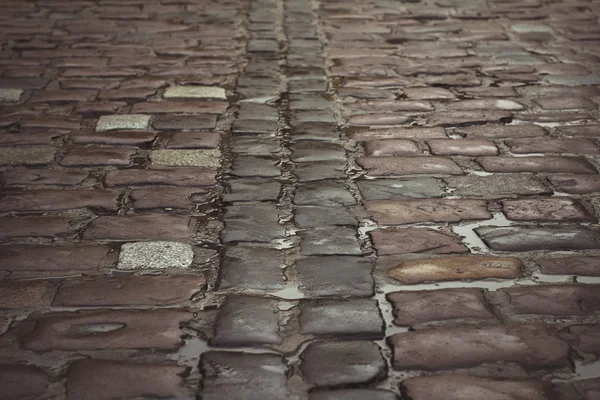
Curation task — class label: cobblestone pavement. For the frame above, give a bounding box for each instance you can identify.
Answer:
[1,0,600,399]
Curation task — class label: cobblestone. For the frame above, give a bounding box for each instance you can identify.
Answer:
[2,0,600,396]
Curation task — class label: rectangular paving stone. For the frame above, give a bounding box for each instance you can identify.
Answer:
[427,139,498,156]
[220,246,285,290]
[132,101,228,114]
[536,256,600,276]
[70,131,156,146]
[96,114,151,131]
[61,146,136,167]
[0,245,109,271]
[211,296,281,347]
[295,161,347,181]
[150,149,220,168]
[54,275,205,306]
[548,174,600,194]
[363,139,421,157]
[501,198,594,222]
[501,284,600,316]
[84,214,195,241]
[358,157,463,176]
[295,256,374,297]
[370,228,468,255]
[402,374,551,400]
[365,199,491,225]
[388,324,569,371]
[299,299,384,339]
[163,85,226,99]
[105,168,216,187]
[0,280,53,309]
[222,204,285,243]
[67,360,189,400]
[152,114,217,130]
[0,364,47,400]
[0,189,120,213]
[477,156,597,173]
[506,138,600,155]
[296,206,357,228]
[387,288,495,326]
[223,178,281,202]
[130,187,203,210]
[388,255,522,284]
[117,241,194,270]
[445,174,552,199]
[350,127,446,141]
[476,226,600,252]
[427,111,512,127]
[166,131,220,149]
[557,124,600,138]
[201,352,289,400]
[231,156,280,177]
[357,178,444,200]
[455,124,546,139]
[295,180,355,206]
[22,309,191,351]
[299,226,361,255]
[0,216,72,239]
[0,146,55,166]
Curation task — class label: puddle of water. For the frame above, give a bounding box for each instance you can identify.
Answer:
[452,212,514,253]
[510,153,545,157]
[469,170,495,176]
[377,278,541,293]
[272,285,306,300]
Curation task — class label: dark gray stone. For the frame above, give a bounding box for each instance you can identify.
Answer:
[291,122,339,141]
[299,227,361,255]
[224,178,281,202]
[291,142,346,163]
[295,181,355,206]
[357,178,444,200]
[295,162,346,181]
[230,136,280,156]
[237,104,278,121]
[295,206,357,228]
[299,299,384,339]
[201,352,289,400]
[445,174,551,199]
[232,119,278,135]
[476,226,600,252]
[220,246,285,290]
[301,341,386,387]
[296,256,373,297]
[231,156,280,178]
[292,109,336,123]
[289,93,331,110]
[222,204,285,243]
[211,296,282,346]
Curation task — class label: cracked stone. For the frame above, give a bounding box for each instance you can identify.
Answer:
[96,114,151,131]
[117,241,194,270]
[222,204,285,243]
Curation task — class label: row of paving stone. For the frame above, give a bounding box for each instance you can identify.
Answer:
[1,0,600,399]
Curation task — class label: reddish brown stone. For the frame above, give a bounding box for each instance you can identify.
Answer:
[131,101,228,114]
[0,364,48,400]
[0,189,120,213]
[365,199,491,225]
[66,359,189,400]
[0,280,53,309]
[402,374,551,400]
[29,89,96,103]
[61,146,136,167]
[70,131,156,146]
[387,288,495,326]
[0,132,61,145]
[477,156,597,174]
[506,138,600,155]
[0,245,109,271]
[427,139,498,156]
[501,198,594,222]
[456,124,546,139]
[105,168,216,187]
[0,216,71,239]
[166,131,221,149]
[1,169,88,186]
[54,275,205,306]
[536,256,600,276]
[549,174,600,194]
[358,157,463,176]
[20,116,81,130]
[502,284,600,316]
[98,88,157,101]
[388,324,569,370]
[74,101,125,115]
[370,228,468,255]
[84,214,195,240]
[388,255,522,284]
[22,309,191,351]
